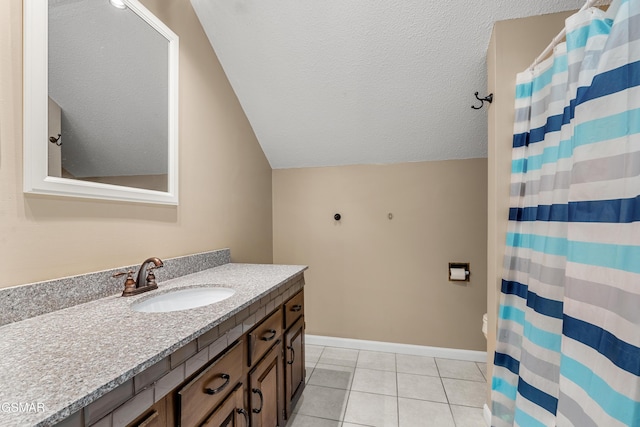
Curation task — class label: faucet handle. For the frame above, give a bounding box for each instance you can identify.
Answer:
[145,266,160,287]
[113,270,136,295]
[113,270,135,279]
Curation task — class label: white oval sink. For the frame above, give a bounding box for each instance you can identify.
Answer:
[132,286,236,313]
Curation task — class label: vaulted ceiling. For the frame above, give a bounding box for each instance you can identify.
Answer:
[191,0,591,169]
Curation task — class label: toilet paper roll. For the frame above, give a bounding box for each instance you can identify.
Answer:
[450,268,467,281]
[482,313,488,339]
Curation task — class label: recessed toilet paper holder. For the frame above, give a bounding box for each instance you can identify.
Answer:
[449,262,470,282]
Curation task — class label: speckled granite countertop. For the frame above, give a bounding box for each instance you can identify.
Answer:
[0,263,306,427]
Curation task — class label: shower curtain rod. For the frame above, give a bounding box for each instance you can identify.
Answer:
[529,0,601,70]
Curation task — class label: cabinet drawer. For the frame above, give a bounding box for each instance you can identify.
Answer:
[248,309,282,367]
[284,290,304,330]
[178,340,243,427]
[200,383,246,427]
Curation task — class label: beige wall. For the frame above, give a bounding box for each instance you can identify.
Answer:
[273,159,487,351]
[486,11,575,403]
[0,0,273,288]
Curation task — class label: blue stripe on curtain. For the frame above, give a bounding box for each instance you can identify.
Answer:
[574,108,640,148]
[532,56,568,94]
[518,377,558,414]
[493,376,518,401]
[513,132,529,148]
[570,198,640,223]
[507,234,640,273]
[506,233,568,256]
[529,115,565,145]
[526,293,563,319]
[512,139,574,168]
[522,105,640,150]
[500,303,563,351]
[566,18,612,51]
[502,280,564,318]
[560,355,640,425]
[499,305,525,325]
[512,60,640,149]
[568,241,640,273]
[492,1,640,425]
[523,322,562,352]
[563,315,640,375]
[514,104,640,150]
[579,61,640,104]
[511,157,527,173]
[514,408,548,427]
[501,279,528,298]
[526,145,562,171]
[515,56,568,99]
[495,352,521,375]
[509,197,640,223]
[508,205,568,222]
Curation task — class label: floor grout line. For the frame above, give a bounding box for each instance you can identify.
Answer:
[298,345,486,427]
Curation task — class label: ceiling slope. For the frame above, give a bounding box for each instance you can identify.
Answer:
[191,0,590,169]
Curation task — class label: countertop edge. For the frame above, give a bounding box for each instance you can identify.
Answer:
[2,264,307,427]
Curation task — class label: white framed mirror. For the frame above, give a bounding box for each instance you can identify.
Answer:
[24,0,179,205]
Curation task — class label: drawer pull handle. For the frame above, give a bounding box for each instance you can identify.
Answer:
[260,329,277,341]
[291,304,302,312]
[204,373,230,395]
[287,345,295,365]
[252,388,264,414]
[237,408,249,426]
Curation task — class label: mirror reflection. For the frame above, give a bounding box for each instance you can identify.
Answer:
[48,0,169,192]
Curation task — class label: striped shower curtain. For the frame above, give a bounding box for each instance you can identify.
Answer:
[491,0,640,426]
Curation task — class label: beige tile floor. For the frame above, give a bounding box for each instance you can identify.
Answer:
[288,344,487,427]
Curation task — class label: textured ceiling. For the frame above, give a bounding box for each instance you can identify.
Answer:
[191,0,590,169]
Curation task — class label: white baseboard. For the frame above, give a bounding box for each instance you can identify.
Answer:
[305,334,486,362]
[484,403,491,426]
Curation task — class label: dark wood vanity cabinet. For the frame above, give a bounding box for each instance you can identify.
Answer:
[126,399,168,427]
[248,342,284,427]
[283,290,304,328]
[247,309,283,367]
[124,287,305,427]
[177,341,244,427]
[48,277,307,427]
[283,290,305,419]
[200,383,248,427]
[284,317,305,418]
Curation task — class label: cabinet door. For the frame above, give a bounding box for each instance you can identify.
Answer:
[249,341,284,427]
[200,383,248,427]
[284,316,305,419]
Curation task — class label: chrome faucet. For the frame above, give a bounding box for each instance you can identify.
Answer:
[114,257,164,297]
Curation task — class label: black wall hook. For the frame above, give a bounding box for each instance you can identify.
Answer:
[49,133,62,146]
[471,92,493,110]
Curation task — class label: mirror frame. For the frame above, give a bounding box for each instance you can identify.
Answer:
[24,0,179,205]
